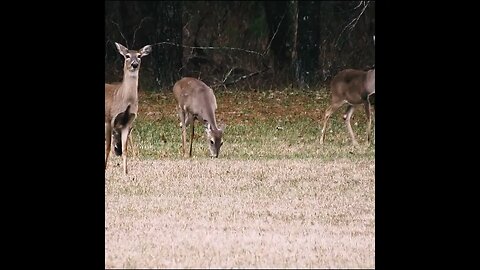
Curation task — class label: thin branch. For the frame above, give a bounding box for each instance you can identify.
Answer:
[263,11,287,56]
[222,67,235,84]
[212,66,270,88]
[335,1,370,47]
[154,42,264,57]
[110,20,129,47]
[347,1,369,31]
[105,40,111,60]
[132,17,151,48]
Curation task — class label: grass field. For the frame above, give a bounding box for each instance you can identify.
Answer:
[105,88,375,268]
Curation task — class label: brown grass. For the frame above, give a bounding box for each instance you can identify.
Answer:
[138,89,331,125]
[105,158,374,268]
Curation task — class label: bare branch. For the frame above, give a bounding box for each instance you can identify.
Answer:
[154,42,264,57]
[335,1,370,47]
[132,17,151,48]
[212,66,270,88]
[105,40,111,60]
[222,67,235,84]
[110,20,129,47]
[263,11,287,56]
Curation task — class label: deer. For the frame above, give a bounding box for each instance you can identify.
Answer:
[319,67,375,146]
[105,42,152,174]
[173,77,224,158]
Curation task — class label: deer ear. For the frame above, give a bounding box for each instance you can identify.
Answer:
[140,45,152,57]
[115,42,129,57]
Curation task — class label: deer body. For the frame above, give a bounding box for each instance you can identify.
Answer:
[173,77,223,158]
[320,68,375,145]
[105,43,151,174]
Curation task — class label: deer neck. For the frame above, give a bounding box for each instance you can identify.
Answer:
[203,111,219,131]
[118,70,139,103]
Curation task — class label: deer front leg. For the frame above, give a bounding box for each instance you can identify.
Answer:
[177,107,189,158]
[121,127,130,175]
[181,124,187,157]
[344,105,359,146]
[320,103,343,144]
[189,121,195,157]
[105,123,112,170]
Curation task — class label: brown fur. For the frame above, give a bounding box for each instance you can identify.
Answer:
[173,77,224,158]
[320,68,375,145]
[105,43,151,174]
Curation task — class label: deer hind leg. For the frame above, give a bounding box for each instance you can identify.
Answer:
[320,102,344,144]
[113,108,135,175]
[120,127,130,175]
[368,93,375,145]
[364,102,372,145]
[112,128,122,156]
[344,104,359,146]
[105,123,112,170]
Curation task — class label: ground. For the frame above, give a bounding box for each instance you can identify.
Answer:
[105,88,375,268]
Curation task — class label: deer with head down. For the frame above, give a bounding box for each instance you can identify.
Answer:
[173,77,224,158]
[319,67,375,146]
[105,42,152,174]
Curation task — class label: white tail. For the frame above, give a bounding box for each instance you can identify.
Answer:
[173,77,224,158]
[105,42,152,174]
[319,67,375,146]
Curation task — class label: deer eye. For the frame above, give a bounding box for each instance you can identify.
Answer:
[125,54,130,59]
[210,140,214,145]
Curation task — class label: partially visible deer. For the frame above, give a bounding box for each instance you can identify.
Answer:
[173,77,224,158]
[319,67,375,146]
[105,42,152,174]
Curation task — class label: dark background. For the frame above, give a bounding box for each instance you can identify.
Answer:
[105,1,375,91]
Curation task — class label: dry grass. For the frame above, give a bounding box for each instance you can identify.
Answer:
[105,89,375,268]
[105,158,374,268]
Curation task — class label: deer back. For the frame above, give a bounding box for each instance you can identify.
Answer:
[330,69,374,105]
[173,77,218,127]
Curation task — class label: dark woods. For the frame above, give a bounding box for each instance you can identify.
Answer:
[105,1,375,91]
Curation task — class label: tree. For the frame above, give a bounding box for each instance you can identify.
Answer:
[294,1,321,89]
[105,1,183,91]
[264,1,294,76]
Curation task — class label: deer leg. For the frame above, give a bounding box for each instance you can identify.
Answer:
[344,105,359,146]
[372,107,375,145]
[320,102,343,144]
[189,121,195,157]
[364,102,372,145]
[181,125,188,157]
[105,123,112,170]
[177,108,188,157]
[177,106,185,128]
[121,127,130,175]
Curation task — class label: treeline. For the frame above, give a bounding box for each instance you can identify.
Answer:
[105,1,375,91]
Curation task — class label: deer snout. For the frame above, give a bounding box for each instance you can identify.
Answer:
[131,62,139,69]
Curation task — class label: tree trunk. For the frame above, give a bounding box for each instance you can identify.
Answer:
[294,1,321,89]
[151,1,183,90]
[264,1,293,74]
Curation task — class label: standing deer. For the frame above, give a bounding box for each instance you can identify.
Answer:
[173,77,224,158]
[105,42,152,174]
[319,67,375,146]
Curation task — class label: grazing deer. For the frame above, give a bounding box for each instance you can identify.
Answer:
[319,67,375,146]
[105,42,152,174]
[173,77,224,158]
